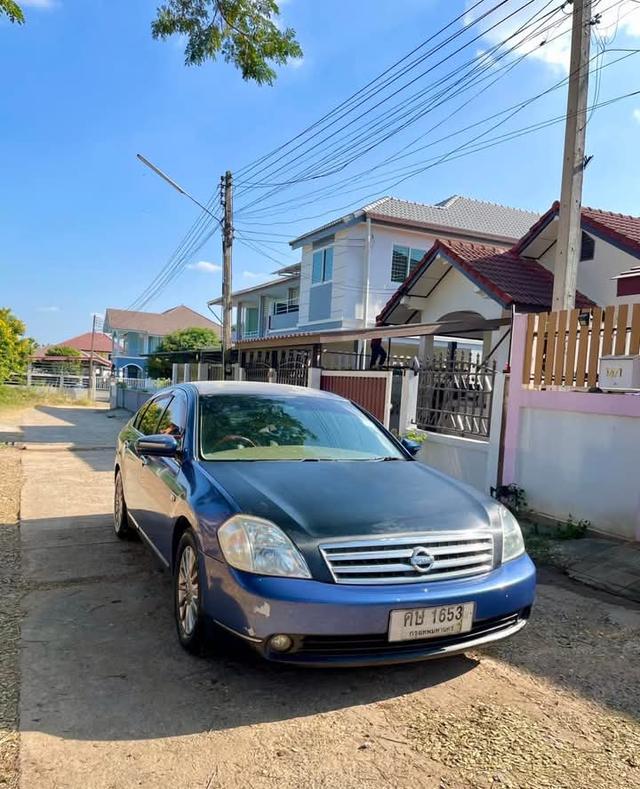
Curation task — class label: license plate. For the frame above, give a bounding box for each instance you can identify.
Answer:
[388,602,475,642]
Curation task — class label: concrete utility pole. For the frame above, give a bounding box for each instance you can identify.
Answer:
[552,0,592,310]
[88,313,98,398]
[221,170,233,376]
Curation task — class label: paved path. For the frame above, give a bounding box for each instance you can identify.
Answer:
[16,406,640,789]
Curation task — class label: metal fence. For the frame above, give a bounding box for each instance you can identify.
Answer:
[416,354,497,439]
[275,355,309,387]
[244,362,272,382]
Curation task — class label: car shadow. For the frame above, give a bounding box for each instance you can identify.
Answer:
[18,511,478,742]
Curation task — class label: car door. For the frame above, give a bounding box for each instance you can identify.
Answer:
[122,394,172,532]
[135,390,189,563]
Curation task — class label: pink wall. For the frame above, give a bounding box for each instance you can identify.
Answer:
[503,314,640,539]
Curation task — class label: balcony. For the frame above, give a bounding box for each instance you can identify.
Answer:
[268,299,299,333]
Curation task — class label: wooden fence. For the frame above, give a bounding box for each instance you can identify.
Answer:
[522,303,640,388]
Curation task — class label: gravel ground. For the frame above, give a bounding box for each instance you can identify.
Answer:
[0,447,21,789]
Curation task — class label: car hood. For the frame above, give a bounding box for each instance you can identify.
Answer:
[200,459,498,543]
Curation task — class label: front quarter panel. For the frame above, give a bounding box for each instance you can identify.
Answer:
[189,462,237,560]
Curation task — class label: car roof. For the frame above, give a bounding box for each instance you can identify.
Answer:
[184,380,347,401]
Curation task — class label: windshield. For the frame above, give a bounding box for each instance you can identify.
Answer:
[199,393,405,461]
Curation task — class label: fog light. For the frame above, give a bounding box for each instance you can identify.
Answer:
[269,634,293,652]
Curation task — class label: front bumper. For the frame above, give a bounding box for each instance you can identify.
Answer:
[201,552,536,667]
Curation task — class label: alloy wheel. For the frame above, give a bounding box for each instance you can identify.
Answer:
[177,545,199,636]
[114,475,124,534]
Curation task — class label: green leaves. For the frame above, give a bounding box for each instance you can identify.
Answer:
[152,0,302,84]
[0,0,25,24]
[148,327,221,378]
[45,345,82,358]
[0,308,33,382]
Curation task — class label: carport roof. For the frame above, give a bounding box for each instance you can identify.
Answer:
[378,238,596,324]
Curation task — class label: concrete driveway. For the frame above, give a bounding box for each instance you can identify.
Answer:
[13,405,640,789]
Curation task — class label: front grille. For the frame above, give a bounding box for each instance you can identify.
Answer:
[320,531,495,585]
[289,611,526,660]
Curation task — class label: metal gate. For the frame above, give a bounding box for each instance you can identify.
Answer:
[275,352,309,387]
[243,361,271,382]
[416,354,496,438]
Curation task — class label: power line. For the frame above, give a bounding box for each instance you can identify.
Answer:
[238,41,637,225]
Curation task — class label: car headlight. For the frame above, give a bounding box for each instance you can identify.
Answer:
[499,505,525,563]
[218,514,311,579]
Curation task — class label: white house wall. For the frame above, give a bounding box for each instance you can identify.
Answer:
[416,263,505,324]
[365,225,438,323]
[537,234,638,307]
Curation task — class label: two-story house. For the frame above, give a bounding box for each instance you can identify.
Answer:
[213,195,539,349]
[103,305,220,378]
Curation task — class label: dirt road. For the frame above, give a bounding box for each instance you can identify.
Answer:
[3,405,640,788]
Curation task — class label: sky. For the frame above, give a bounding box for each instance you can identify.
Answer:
[2,0,640,344]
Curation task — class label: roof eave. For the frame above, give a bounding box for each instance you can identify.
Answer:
[289,210,366,249]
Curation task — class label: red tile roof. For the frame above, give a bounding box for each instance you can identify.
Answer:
[513,200,640,258]
[378,238,595,323]
[57,332,113,354]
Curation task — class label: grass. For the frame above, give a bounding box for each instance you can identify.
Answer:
[0,385,92,415]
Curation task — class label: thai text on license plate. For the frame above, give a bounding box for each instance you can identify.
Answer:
[388,602,475,642]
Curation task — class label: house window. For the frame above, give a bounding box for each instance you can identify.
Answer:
[391,245,427,282]
[244,307,259,336]
[312,247,334,284]
[148,336,162,353]
[580,232,595,261]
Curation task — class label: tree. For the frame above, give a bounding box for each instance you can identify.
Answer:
[0,308,34,382]
[44,345,83,375]
[0,0,24,24]
[152,0,302,85]
[2,0,301,84]
[148,327,221,378]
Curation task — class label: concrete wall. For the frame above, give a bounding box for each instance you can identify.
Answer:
[116,388,152,413]
[513,405,640,540]
[504,313,640,540]
[417,433,491,492]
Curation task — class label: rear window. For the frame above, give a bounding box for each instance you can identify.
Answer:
[199,393,404,462]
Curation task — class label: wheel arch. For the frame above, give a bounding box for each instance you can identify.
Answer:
[171,516,195,570]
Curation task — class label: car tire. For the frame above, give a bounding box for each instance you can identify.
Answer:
[174,530,207,655]
[113,470,135,540]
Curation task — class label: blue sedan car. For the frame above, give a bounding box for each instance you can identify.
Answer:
[114,382,535,666]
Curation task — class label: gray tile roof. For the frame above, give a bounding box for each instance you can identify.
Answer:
[290,195,540,247]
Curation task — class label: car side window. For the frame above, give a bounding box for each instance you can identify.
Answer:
[132,402,150,432]
[138,395,171,436]
[156,392,188,443]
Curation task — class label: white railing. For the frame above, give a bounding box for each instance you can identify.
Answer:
[273,298,299,315]
[117,377,169,391]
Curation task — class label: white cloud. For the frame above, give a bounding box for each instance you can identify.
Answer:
[22,0,57,8]
[633,108,640,124]
[187,260,222,273]
[37,306,60,312]
[466,0,640,72]
[289,56,305,70]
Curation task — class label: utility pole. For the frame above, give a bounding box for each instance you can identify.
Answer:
[88,313,98,399]
[221,170,233,376]
[552,0,592,310]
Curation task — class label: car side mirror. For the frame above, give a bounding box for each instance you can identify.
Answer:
[401,438,421,457]
[134,434,179,457]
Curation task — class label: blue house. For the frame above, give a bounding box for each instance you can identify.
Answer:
[103,305,220,378]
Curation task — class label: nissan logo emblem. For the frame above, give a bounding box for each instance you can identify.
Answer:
[409,547,435,573]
